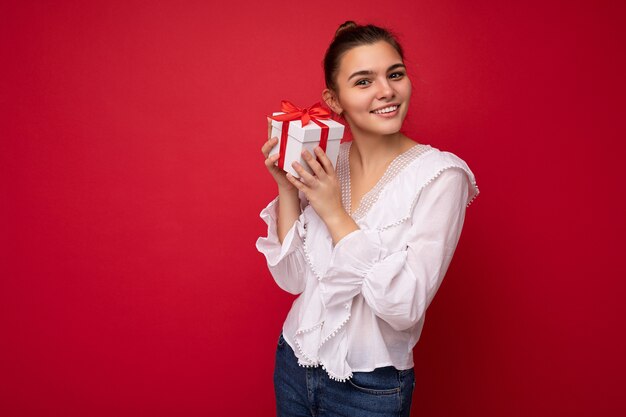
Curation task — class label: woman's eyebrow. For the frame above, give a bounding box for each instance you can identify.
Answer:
[347,63,406,81]
[387,63,406,72]
[347,70,374,81]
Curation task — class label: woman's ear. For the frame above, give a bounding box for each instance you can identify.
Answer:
[322,89,343,115]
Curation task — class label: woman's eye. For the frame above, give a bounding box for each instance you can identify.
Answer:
[389,71,405,79]
[355,79,371,86]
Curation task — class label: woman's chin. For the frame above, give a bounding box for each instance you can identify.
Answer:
[346,115,406,137]
[369,122,405,137]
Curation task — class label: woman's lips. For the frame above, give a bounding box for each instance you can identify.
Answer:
[370,104,400,118]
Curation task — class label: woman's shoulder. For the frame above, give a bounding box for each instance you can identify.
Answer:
[417,144,476,178]
[403,143,479,203]
[361,142,479,229]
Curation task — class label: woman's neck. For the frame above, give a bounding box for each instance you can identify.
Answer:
[349,131,412,172]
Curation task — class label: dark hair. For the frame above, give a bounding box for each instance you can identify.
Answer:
[323,21,405,92]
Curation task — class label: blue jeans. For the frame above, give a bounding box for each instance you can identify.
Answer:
[274,333,415,417]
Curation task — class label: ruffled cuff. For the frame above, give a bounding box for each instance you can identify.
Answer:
[256,196,305,267]
[319,229,384,308]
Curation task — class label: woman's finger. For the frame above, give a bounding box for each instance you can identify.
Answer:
[267,118,272,140]
[264,153,280,169]
[314,146,334,175]
[286,173,305,192]
[301,149,327,180]
[292,161,317,187]
[261,137,279,157]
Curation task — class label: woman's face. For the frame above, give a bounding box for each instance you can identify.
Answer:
[328,41,411,138]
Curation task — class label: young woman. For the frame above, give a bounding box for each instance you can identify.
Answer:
[257,21,479,417]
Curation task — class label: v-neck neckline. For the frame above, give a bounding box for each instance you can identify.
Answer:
[339,141,432,220]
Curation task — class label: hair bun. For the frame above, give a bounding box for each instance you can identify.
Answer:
[334,21,358,38]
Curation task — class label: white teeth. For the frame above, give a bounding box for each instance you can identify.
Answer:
[372,105,398,114]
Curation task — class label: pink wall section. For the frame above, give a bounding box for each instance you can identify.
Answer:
[2,0,625,416]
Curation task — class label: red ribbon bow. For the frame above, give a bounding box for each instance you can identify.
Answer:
[269,100,331,126]
[268,101,333,171]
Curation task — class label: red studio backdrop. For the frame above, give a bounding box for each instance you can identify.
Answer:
[1,1,625,416]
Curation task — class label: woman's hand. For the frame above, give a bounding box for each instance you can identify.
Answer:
[286,147,346,226]
[261,119,296,192]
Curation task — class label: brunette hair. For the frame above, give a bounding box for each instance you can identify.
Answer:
[323,21,405,92]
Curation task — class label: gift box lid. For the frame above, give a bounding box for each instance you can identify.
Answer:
[271,112,345,143]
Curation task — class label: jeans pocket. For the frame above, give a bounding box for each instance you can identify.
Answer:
[348,366,402,395]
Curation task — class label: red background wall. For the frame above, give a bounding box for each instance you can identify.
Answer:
[2,0,625,416]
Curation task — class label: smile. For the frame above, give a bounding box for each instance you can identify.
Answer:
[371,105,399,114]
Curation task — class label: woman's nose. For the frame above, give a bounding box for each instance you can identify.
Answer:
[376,79,394,100]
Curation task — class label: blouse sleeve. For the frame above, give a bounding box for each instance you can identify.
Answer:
[255,195,308,295]
[318,168,470,331]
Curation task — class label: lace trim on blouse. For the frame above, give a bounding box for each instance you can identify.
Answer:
[338,141,433,221]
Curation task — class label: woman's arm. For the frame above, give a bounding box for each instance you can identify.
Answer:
[256,193,308,295]
[261,120,305,244]
[318,168,471,331]
[276,187,301,244]
[257,126,309,294]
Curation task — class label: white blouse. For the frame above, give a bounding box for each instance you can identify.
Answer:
[256,141,479,382]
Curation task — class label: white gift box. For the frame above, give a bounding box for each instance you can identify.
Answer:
[269,112,345,178]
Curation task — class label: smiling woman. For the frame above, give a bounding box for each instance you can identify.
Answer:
[324,41,412,147]
[257,21,480,417]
